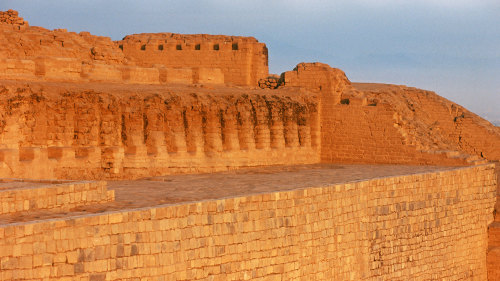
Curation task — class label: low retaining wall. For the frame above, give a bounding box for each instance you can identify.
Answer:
[0,165,496,280]
[0,180,113,215]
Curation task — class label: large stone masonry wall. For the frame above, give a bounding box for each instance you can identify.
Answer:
[119,33,269,86]
[0,165,496,280]
[0,83,320,179]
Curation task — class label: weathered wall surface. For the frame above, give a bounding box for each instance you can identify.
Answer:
[0,83,320,179]
[119,33,269,86]
[0,9,28,26]
[282,62,349,106]
[321,103,471,165]
[486,163,500,280]
[351,83,500,162]
[281,63,489,166]
[0,165,496,280]
[0,15,268,86]
[0,180,113,215]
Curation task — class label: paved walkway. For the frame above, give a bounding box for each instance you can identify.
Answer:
[0,164,459,224]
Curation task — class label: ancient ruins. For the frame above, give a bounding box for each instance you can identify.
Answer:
[0,9,499,280]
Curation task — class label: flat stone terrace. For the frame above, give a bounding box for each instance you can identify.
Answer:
[0,179,72,191]
[0,164,461,225]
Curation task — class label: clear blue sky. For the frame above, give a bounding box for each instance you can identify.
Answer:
[2,0,499,122]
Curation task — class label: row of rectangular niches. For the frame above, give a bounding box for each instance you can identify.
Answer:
[134,43,240,51]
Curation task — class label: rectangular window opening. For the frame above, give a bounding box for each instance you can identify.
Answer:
[140,45,146,51]
[232,43,238,50]
[176,44,182,50]
[213,44,219,51]
[195,44,201,50]
[158,44,164,51]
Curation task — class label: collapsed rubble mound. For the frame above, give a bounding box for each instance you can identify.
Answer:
[0,9,28,26]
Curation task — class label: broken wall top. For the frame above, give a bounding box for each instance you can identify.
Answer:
[0,9,28,26]
[0,19,124,63]
[0,10,269,86]
[121,33,260,44]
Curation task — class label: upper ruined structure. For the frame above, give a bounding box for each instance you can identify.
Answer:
[0,11,499,180]
[119,33,268,86]
[0,14,268,86]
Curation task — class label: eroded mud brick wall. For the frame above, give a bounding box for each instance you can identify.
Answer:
[283,63,456,165]
[321,103,475,165]
[0,85,320,179]
[0,13,269,86]
[119,33,269,86]
[0,19,127,82]
[282,63,355,161]
[281,63,500,166]
[355,84,500,163]
[409,94,500,162]
[0,165,496,280]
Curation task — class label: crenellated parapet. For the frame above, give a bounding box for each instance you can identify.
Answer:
[0,10,269,86]
[118,33,269,86]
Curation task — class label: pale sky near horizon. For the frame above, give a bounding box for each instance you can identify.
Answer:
[2,0,499,122]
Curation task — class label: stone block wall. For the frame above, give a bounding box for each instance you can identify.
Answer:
[0,164,496,280]
[0,180,113,215]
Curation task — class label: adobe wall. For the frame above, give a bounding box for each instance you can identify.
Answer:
[281,62,349,104]
[0,13,268,86]
[281,63,478,166]
[0,165,496,280]
[0,83,320,179]
[352,83,500,162]
[0,25,217,86]
[119,33,269,86]
[321,103,471,165]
